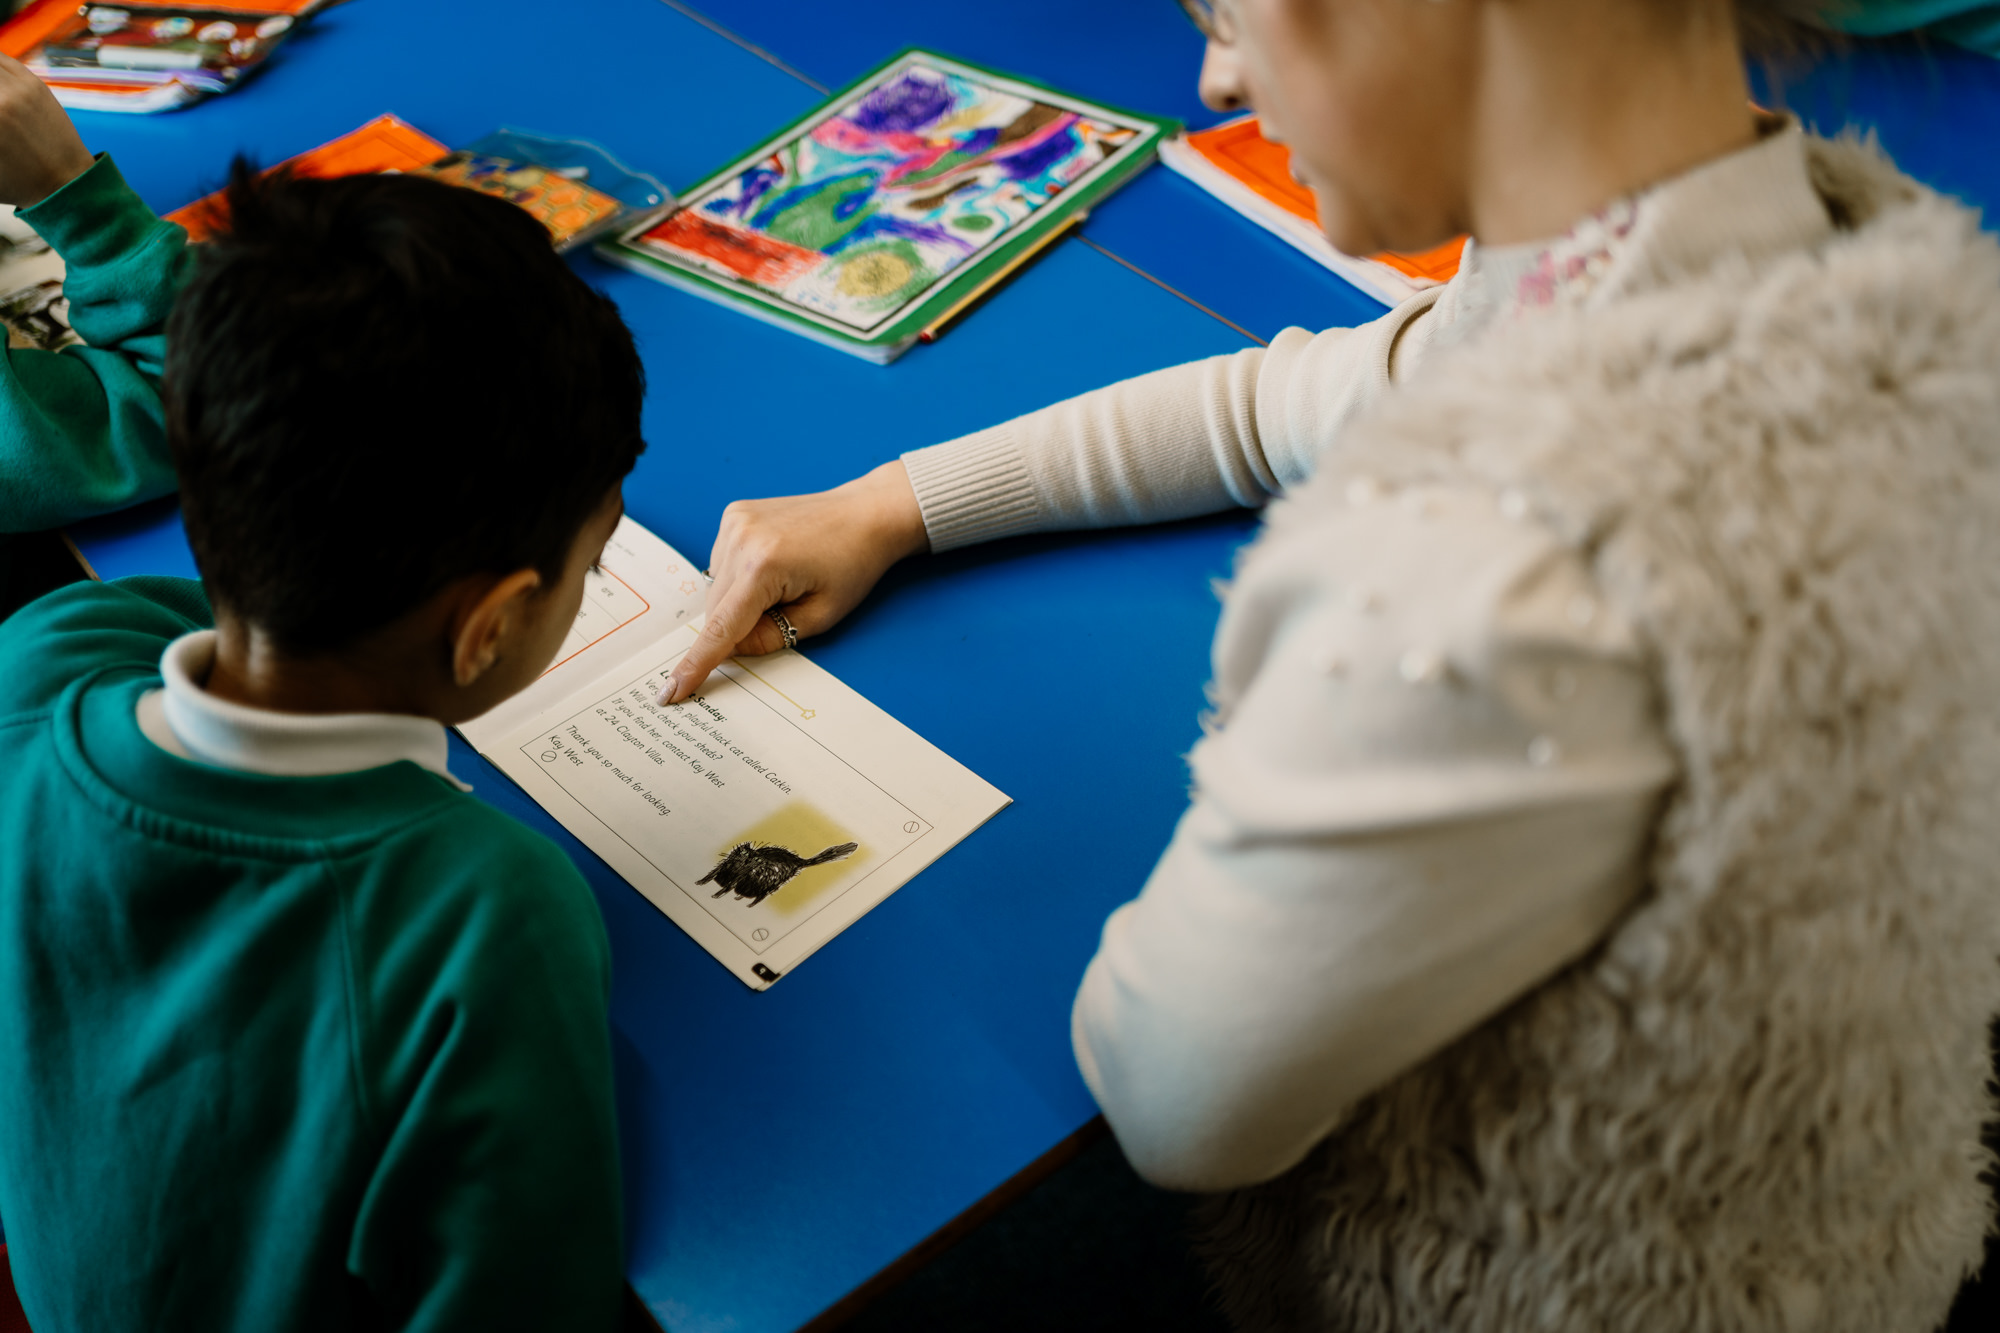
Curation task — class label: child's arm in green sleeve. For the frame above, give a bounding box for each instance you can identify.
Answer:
[346,836,627,1333]
[2,153,193,533]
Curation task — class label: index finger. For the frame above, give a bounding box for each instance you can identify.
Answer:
[657,575,771,705]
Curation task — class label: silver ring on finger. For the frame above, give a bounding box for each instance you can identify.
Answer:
[767,608,799,650]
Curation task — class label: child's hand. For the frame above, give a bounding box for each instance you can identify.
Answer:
[659,461,930,704]
[0,54,93,207]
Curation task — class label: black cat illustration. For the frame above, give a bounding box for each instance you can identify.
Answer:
[698,840,859,907]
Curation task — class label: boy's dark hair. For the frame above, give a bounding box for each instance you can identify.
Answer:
[165,160,646,654]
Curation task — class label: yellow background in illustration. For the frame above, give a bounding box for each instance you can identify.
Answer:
[712,802,871,917]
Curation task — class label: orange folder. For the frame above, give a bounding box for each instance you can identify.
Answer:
[165,115,450,241]
[1180,118,1464,285]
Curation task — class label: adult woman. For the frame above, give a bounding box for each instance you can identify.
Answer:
[664,0,2000,1326]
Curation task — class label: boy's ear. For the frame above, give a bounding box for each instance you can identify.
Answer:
[451,569,543,688]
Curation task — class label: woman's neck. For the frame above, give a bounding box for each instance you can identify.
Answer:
[1463,0,1757,247]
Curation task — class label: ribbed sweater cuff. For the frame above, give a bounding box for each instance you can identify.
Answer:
[902,427,1045,553]
[19,154,160,265]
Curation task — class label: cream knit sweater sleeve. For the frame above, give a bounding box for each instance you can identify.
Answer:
[900,293,1437,551]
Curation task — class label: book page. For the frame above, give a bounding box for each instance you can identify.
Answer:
[0,204,74,352]
[477,622,1009,989]
[459,515,1008,989]
[459,515,707,749]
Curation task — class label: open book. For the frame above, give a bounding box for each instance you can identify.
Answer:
[460,518,1010,990]
[0,204,74,352]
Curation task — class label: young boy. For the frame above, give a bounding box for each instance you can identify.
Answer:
[0,162,645,1330]
[0,53,190,573]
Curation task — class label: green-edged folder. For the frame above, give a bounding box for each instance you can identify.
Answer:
[596,49,1178,363]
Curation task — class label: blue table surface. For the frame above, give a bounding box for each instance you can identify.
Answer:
[54,3,2000,1330]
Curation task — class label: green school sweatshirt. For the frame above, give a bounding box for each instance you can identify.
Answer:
[0,577,625,1332]
[2,155,190,532]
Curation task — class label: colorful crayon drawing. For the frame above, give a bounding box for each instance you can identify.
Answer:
[634,61,1141,333]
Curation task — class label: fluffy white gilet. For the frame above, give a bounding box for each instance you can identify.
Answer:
[1198,137,2000,1333]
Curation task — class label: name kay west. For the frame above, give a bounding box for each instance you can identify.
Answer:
[553,687,795,815]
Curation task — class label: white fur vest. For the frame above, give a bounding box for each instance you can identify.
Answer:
[1200,138,2000,1332]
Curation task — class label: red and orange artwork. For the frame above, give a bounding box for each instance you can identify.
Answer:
[640,210,825,288]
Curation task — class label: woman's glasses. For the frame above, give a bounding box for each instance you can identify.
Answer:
[1177,0,1235,43]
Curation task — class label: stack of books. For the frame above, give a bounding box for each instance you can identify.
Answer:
[0,0,332,113]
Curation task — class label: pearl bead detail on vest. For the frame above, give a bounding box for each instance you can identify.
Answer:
[1399,649,1447,684]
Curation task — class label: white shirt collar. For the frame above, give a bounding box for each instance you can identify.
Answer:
[1414,118,1830,371]
[134,630,472,791]
[1586,118,1832,306]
